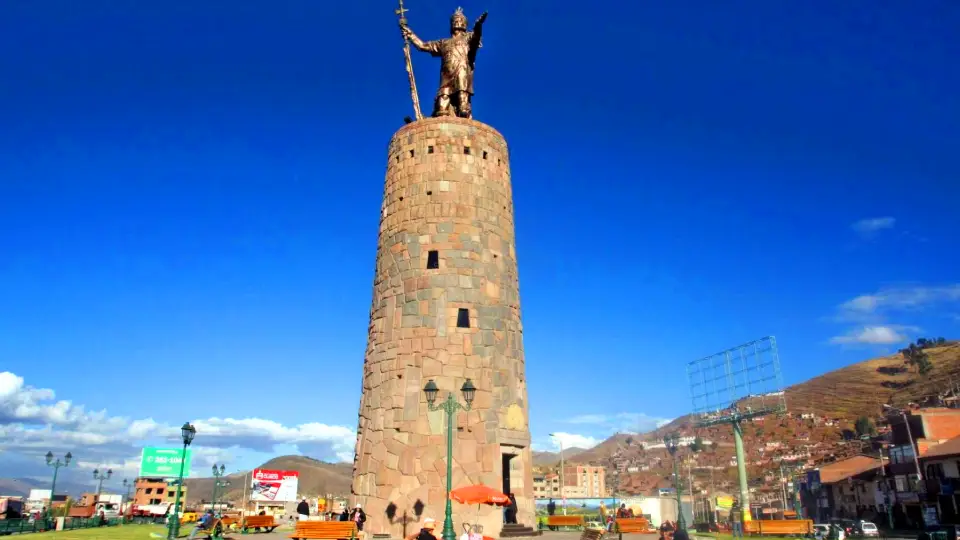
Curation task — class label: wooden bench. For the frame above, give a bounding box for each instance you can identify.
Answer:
[289,521,359,540]
[242,515,278,533]
[547,516,585,529]
[744,519,813,535]
[616,518,653,534]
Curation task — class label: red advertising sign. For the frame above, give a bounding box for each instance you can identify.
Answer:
[251,469,300,502]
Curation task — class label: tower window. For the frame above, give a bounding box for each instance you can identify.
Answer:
[395,155,400,163]
[463,147,471,155]
[428,146,434,154]
[456,308,470,328]
[409,149,415,158]
[426,250,439,269]
[482,151,488,160]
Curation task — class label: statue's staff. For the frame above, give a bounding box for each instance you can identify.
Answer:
[396,0,423,121]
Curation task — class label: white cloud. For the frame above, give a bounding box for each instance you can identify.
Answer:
[838,285,960,319]
[546,432,600,451]
[829,284,960,346]
[563,412,671,434]
[0,372,357,478]
[829,325,913,345]
[851,217,895,237]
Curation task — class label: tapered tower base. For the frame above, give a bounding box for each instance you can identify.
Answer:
[352,117,533,538]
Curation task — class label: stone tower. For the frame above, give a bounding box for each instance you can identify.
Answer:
[352,116,533,537]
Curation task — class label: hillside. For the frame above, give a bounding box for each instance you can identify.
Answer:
[532,447,586,466]
[567,343,960,496]
[183,456,352,502]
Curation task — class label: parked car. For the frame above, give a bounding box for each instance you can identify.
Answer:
[814,524,830,539]
[857,521,879,537]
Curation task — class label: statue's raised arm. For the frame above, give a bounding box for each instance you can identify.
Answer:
[401,7,489,119]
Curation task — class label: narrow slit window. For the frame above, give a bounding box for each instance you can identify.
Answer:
[456,308,470,328]
[409,149,415,158]
[482,151,488,160]
[426,250,439,269]
[463,147,471,155]
[428,146,434,154]
[395,155,400,163]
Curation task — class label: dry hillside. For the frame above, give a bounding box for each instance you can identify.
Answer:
[183,456,352,502]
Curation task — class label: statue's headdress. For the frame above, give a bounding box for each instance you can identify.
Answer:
[450,7,468,31]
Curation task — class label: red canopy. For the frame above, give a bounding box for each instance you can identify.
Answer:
[449,485,510,506]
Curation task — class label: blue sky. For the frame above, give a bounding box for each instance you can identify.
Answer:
[1,0,958,489]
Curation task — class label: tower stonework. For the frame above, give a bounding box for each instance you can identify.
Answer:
[353,116,533,537]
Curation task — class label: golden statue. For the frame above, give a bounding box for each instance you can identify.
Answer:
[400,7,488,119]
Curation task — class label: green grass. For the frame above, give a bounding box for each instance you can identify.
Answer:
[18,524,171,540]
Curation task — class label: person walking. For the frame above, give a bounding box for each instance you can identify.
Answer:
[297,499,310,521]
[350,504,366,532]
[731,506,743,540]
[504,494,518,525]
[546,499,556,531]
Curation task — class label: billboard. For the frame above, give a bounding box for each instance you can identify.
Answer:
[251,469,299,502]
[139,447,194,478]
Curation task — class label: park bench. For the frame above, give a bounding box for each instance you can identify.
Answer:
[289,521,359,540]
[243,515,278,533]
[547,515,585,530]
[615,518,653,534]
[744,519,813,535]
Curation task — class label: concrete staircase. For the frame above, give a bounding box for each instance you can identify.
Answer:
[499,523,542,538]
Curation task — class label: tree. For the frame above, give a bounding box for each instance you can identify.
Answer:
[691,436,704,453]
[917,356,933,376]
[854,416,876,438]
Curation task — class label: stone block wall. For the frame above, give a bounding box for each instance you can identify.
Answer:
[352,117,533,537]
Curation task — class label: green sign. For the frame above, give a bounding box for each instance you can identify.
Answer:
[139,447,193,478]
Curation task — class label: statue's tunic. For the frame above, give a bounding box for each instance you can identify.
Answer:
[421,32,478,95]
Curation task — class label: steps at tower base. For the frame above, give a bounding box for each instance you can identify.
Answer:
[499,524,542,538]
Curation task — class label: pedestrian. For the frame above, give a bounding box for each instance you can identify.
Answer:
[504,494,518,525]
[350,504,366,531]
[731,507,743,540]
[340,507,349,521]
[405,517,438,540]
[546,499,556,531]
[297,499,310,521]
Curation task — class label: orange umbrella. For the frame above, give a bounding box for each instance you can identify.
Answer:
[449,485,510,506]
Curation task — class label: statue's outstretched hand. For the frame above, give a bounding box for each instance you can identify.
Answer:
[399,23,412,39]
[476,12,488,25]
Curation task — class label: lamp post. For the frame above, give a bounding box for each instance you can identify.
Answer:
[548,433,567,515]
[211,464,227,515]
[45,451,72,520]
[664,433,686,530]
[93,468,113,503]
[167,422,197,540]
[423,378,476,540]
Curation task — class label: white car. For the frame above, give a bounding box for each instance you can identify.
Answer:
[858,522,879,537]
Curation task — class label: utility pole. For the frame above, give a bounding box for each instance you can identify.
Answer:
[550,433,567,515]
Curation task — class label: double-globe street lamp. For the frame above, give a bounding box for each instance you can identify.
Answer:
[664,433,687,531]
[211,464,228,515]
[93,468,113,503]
[423,378,476,540]
[167,422,197,540]
[45,451,73,519]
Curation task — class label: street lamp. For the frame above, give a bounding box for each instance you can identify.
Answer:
[45,451,72,520]
[664,433,687,531]
[423,378,475,540]
[167,422,196,540]
[93,468,113,502]
[548,433,567,515]
[211,464,227,515]
[122,479,133,522]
